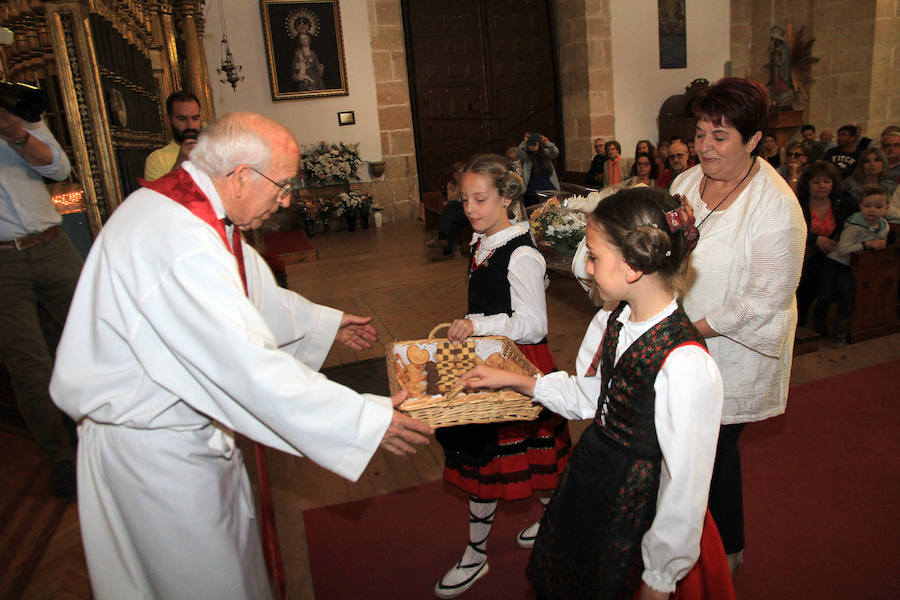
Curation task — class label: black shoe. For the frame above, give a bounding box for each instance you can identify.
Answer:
[431,249,455,262]
[50,459,77,503]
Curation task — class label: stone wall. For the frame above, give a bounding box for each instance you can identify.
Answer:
[365,0,419,223]
[553,0,614,173]
[735,0,895,143]
[807,0,878,135]
[868,0,900,137]
[729,0,753,79]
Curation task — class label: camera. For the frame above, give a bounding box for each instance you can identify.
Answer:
[527,132,541,146]
[0,81,46,122]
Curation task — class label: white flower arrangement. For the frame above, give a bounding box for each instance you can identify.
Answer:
[562,188,617,213]
[529,198,587,261]
[336,191,373,218]
[301,141,361,184]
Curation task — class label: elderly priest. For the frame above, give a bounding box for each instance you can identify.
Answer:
[50,112,432,600]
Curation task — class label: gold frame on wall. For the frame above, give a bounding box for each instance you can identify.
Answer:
[260,0,349,101]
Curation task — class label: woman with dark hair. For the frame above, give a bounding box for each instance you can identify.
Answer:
[634,139,656,163]
[516,132,560,206]
[795,161,857,327]
[670,78,806,574]
[843,146,898,203]
[602,140,628,187]
[776,141,808,194]
[623,151,659,187]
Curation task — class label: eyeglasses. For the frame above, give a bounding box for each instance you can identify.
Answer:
[636,161,652,167]
[227,166,298,199]
[788,152,805,158]
[670,153,687,159]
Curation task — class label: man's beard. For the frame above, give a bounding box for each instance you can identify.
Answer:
[173,128,199,143]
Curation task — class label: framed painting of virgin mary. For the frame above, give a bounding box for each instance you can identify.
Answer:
[260,0,349,100]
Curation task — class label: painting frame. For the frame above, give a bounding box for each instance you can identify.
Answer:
[260,0,349,101]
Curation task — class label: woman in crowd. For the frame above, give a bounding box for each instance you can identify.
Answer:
[843,147,898,203]
[634,139,656,162]
[623,151,658,187]
[516,132,560,206]
[794,161,858,327]
[776,141,808,194]
[602,140,628,188]
[670,78,806,574]
[759,132,786,168]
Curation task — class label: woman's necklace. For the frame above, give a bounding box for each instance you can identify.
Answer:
[696,156,756,230]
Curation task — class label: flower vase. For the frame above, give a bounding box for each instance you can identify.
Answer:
[360,211,370,229]
[304,218,316,238]
[346,214,357,232]
[320,217,330,233]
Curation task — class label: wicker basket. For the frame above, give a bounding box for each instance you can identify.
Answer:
[387,323,543,428]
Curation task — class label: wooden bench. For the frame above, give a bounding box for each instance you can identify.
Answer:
[848,244,900,342]
[422,191,445,230]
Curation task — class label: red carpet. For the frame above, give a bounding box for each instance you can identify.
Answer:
[303,481,543,599]
[303,360,900,600]
[734,359,900,599]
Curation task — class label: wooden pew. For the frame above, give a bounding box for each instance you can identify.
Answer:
[848,244,900,342]
[422,191,444,230]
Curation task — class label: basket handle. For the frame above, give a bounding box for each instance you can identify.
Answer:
[428,322,452,338]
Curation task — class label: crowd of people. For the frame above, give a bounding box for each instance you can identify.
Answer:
[579,120,899,343]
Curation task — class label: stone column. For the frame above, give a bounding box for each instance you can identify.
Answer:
[867,0,900,137]
[553,0,614,173]
[179,10,216,125]
[366,0,419,223]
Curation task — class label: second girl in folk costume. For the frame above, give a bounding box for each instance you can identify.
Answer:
[462,188,735,600]
[434,154,571,599]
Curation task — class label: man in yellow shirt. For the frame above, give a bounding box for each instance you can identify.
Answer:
[143,91,202,181]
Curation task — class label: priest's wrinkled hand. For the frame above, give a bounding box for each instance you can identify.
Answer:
[380,391,433,456]
[336,314,378,350]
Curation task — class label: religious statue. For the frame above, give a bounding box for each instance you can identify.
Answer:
[765,22,820,111]
[767,26,794,109]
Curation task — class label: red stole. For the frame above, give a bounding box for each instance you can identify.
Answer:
[138,168,287,599]
[139,169,247,293]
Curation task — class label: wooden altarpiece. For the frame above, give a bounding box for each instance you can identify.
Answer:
[0,0,215,236]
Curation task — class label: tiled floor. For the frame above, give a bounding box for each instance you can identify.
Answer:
[5,219,899,599]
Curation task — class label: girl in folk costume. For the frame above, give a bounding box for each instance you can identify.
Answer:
[460,187,735,600]
[434,154,571,599]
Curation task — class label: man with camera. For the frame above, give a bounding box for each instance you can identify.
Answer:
[0,104,81,501]
[143,90,202,181]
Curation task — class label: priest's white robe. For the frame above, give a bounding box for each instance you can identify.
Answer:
[50,163,393,600]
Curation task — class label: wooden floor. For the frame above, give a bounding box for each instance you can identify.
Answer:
[3,219,900,599]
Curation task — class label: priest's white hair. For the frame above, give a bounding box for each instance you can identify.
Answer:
[190,113,272,178]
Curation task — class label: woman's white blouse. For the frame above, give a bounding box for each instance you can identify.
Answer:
[534,300,724,593]
[671,160,806,424]
[466,221,548,344]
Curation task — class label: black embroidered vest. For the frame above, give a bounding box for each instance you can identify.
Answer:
[595,303,707,459]
[467,231,535,316]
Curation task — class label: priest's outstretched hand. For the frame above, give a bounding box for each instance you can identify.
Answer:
[380,391,434,456]
[336,313,378,350]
